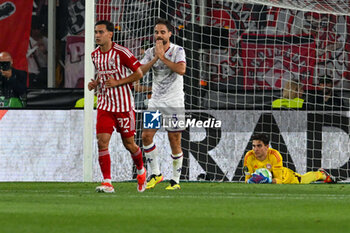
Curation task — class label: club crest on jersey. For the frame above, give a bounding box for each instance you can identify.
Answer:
[266,164,272,170]
[109,58,115,67]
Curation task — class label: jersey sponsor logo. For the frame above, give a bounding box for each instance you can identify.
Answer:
[98,70,118,75]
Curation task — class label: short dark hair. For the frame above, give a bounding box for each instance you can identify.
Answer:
[318,75,333,86]
[155,18,173,32]
[251,134,270,145]
[95,20,114,32]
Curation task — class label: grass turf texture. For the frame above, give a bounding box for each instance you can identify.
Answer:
[0,182,350,233]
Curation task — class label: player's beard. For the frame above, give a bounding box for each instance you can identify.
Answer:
[157,38,167,45]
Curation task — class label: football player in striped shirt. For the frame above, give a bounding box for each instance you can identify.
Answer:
[140,18,186,190]
[88,20,146,193]
[244,134,337,184]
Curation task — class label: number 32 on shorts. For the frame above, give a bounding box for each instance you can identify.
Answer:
[117,118,130,129]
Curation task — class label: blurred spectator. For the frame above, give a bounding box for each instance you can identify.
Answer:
[305,75,346,111]
[0,52,27,107]
[64,35,84,88]
[57,0,85,88]
[27,16,48,88]
[134,39,152,109]
[272,80,304,109]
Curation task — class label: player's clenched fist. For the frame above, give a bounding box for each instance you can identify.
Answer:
[88,79,99,91]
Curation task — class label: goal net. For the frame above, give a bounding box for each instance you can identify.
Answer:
[93,0,350,182]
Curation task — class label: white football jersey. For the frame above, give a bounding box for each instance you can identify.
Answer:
[140,43,186,103]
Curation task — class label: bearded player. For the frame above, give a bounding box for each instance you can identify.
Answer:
[140,18,186,190]
[244,134,337,184]
[88,20,147,193]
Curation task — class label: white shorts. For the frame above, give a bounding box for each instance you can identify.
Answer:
[147,98,185,131]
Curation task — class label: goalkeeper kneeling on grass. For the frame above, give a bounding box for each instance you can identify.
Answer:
[243,133,337,184]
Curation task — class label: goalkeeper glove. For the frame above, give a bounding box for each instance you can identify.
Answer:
[247,174,271,184]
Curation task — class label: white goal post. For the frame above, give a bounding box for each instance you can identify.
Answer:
[83,1,95,182]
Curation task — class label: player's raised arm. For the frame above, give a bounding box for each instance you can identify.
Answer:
[155,40,186,75]
[140,52,158,75]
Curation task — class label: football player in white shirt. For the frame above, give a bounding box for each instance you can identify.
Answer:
[140,18,186,190]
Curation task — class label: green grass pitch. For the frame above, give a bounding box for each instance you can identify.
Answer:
[0,182,350,233]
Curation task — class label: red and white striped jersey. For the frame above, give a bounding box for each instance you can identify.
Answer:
[91,42,141,112]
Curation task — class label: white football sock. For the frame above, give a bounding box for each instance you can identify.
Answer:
[143,142,160,175]
[137,167,145,175]
[103,179,111,184]
[171,153,183,184]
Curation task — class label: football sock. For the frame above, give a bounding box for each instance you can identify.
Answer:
[98,149,111,180]
[171,152,183,184]
[144,142,160,175]
[137,167,145,175]
[131,147,144,170]
[300,171,323,184]
[103,179,111,184]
